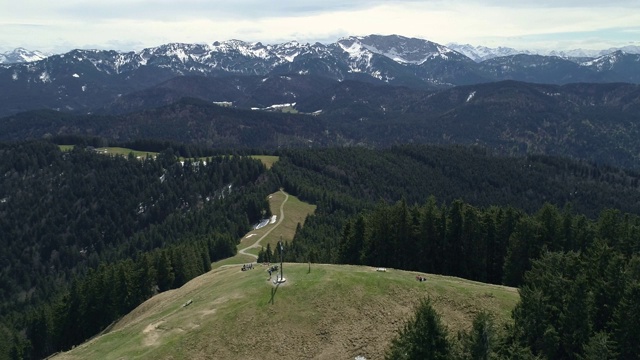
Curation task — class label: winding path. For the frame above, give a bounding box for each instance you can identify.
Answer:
[238,190,289,260]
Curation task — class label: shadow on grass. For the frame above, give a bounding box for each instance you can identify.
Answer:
[269,282,282,305]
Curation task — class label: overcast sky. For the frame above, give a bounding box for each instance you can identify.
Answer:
[2,0,639,54]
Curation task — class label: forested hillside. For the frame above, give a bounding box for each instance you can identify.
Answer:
[273,146,640,275]
[273,145,640,216]
[268,145,640,359]
[2,141,640,359]
[3,80,640,169]
[0,98,334,149]
[0,141,276,358]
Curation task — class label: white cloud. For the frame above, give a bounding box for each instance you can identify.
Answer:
[1,0,639,53]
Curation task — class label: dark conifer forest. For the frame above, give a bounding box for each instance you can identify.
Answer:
[0,140,639,359]
[272,145,640,359]
[0,141,275,358]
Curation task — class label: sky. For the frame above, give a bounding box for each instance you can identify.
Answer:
[2,0,640,54]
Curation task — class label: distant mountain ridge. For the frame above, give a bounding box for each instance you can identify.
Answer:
[446,43,640,62]
[2,34,640,117]
[6,40,638,65]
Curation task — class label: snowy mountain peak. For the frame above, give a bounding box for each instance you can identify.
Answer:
[447,43,530,62]
[0,48,50,64]
[337,38,372,60]
[208,40,273,60]
[581,50,630,70]
[338,35,463,65]
[278,40,301,48]
[601,45,640,56]
[269,41,323,62]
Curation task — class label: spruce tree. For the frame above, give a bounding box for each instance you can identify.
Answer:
[265,243,273,263]
[579,332,616,360]
[385,298,451,360]
[464,312,495,360]
[612,281,640,360]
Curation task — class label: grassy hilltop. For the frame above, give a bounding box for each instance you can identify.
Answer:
[53,263,518,360]
[52,190,518,360]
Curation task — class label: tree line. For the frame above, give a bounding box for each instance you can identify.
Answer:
[286,197,639,288]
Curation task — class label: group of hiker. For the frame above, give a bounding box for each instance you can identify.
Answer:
[241,262,280,280]
[267,264,279,279]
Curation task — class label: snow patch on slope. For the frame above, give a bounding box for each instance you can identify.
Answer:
[581,51,625,70]
[251,102,296,111]
[466,91,476,102]
[339,41,370,61]
[39,71,51,83]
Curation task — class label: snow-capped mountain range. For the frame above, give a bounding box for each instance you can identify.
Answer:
[5,39,639,65]
[441,43,640,62]
[0,35,476,86]
[2,34,640,117]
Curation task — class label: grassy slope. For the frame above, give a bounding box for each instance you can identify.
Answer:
[53,264,518,360]
[52,190,517,360]
[250,155,279,170]
[57,145,280,168]
[235,190,316,259]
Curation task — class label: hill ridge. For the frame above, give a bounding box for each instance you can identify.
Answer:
[53,263,518,360]
[51,190,518,360]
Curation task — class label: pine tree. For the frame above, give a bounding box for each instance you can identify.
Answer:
[265,243,273,263]
[579,332,616,360]
[559,274,592,359]
[257,246,265,263]
[446,200,464,277]
[340,215,366,265]
[339,219,353,263]
[464,312,495,360]
[502,217,541,287]
[612,281,640,360]
[385,298,451,360]
[155,251,175,292]
[418,196,439,274]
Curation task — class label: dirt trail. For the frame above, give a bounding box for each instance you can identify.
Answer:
[237,190,289,260]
